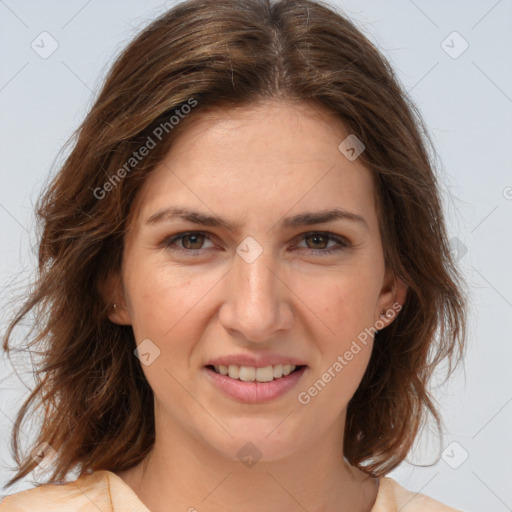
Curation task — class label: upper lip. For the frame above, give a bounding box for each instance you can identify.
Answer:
[205,354,308,368]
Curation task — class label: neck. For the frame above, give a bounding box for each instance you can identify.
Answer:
[116,411,379,512]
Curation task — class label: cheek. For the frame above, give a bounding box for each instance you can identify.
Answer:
[124,257,219,341]
[295,269,380,345]
[292,271,378,401]
[296,337,373,428]
[122,261,215,403]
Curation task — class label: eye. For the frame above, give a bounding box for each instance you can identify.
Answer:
[162,230,350,257]
[295,232,350,256]
[162,231,215,255]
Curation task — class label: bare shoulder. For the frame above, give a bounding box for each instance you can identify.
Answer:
[0,471,112,511]
[374,477,463,512]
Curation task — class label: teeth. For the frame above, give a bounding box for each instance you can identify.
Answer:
[213,364,298,382]
[228,365,239,379]
[239,366,255,382]
[256,366,274,382]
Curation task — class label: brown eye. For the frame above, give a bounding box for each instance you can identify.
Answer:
[304,233,330,250]
[180,233,206,250]
[295,232,350,256]
[163,231,215,255]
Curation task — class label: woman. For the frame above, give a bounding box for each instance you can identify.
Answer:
[1,0,466,510]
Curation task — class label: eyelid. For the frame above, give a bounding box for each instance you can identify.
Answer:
[294,230,350,246]
[161,230,351,256]
[163,230,216,251]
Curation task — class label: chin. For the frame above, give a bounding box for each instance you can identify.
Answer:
[201,421,306,464]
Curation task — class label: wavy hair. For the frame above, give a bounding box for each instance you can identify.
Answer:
[2,0,466,489]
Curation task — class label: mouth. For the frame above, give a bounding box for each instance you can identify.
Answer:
[203,353,309,403]
[203,363,308,403]
[205,363,307,382]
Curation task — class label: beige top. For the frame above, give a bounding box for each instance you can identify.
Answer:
[0,470,462,511]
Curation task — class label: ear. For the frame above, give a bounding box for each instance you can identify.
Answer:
[374,269,408,329]
[97,272,132,325]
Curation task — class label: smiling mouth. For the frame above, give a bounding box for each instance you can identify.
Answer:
[206,364,306,383]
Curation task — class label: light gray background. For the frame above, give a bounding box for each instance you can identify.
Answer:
[1,1,511,510]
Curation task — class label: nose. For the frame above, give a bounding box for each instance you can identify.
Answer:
[218,246,294,344]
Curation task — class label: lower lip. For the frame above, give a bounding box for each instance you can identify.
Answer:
[204,366,307,403]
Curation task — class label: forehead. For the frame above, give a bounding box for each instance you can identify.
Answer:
[128,99,377,232]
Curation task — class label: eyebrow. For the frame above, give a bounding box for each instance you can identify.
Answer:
[145,206,368,231]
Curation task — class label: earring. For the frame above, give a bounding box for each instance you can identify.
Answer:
[112,303,118,311]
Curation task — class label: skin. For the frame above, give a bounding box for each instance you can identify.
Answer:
[103,99,407,512]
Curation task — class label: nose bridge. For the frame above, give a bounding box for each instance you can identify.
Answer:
[237,246,276,307]
[220,242,292,340]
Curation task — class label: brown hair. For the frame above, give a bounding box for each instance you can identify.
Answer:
[2,0,466,489]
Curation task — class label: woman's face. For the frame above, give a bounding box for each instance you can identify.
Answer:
[108,99,405,462]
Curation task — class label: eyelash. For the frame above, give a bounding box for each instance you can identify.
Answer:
[161,231,350,257]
